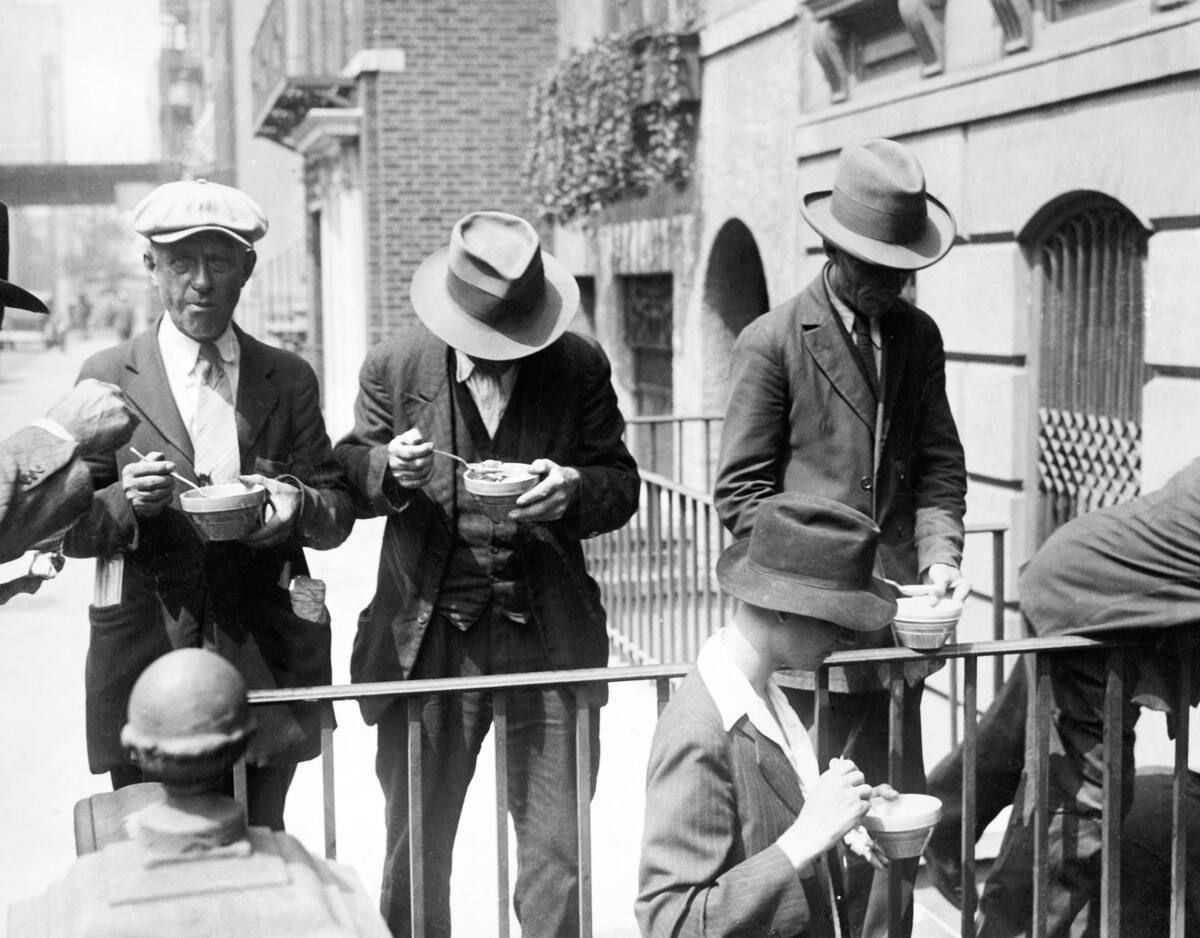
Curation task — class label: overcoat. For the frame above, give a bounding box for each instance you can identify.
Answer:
[0,424,91,563]
[334,326,639,724]
[64,321,354,772]
[636,670,839,938]
[714,274,966,690]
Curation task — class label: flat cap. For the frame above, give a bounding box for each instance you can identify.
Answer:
[132,178,268,247]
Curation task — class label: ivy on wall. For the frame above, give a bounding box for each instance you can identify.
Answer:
[523,30,698,226]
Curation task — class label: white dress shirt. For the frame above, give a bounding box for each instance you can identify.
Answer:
[157,313,241,431]
[454,349,519,437]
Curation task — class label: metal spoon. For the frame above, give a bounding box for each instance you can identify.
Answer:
[432,448,476,472]
[129,446,209,495]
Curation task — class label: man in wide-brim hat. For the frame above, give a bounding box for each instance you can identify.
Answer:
[714,137,969,937]
[638,492,900,938]
[335,210,639,937]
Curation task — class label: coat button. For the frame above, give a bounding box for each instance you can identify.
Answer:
[417,611,429,624]
[860,476,873,491]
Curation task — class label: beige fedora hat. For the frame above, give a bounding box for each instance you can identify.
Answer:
[800,138,956,271]
[410,212,580,361]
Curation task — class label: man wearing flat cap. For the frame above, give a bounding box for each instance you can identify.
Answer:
[638,493,898,938]
[714,138,969,936]
[0,200,134,583]
[62,179,354,828]
[335,210,639,937]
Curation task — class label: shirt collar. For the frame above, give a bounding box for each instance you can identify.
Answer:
[454,348,519,385]
[696,630,787,743]
[159,312,239,371]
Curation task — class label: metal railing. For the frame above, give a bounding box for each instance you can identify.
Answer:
[243,633,1193,938]
[623,414,723,493]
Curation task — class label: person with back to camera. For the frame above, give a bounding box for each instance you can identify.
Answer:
[637,493,901,938]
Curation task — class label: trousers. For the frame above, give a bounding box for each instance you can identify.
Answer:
[375,605,602,938]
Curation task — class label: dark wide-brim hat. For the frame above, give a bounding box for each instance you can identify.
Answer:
[410,211,579,361]
[717,493,896,632]
[0,278,48,314]
[800,138,956,271]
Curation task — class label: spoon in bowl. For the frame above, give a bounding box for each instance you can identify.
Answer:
[129,446,209,496]
[431,448,473,472]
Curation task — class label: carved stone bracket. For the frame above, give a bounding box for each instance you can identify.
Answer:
[897,0,947,77]
[989,0,1032,54]
[811,20,849,104]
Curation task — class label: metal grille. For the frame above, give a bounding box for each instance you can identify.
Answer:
[622,274,675,475]
[1035,201,1147,542]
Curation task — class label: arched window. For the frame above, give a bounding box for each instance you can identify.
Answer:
[1025,193,1150,543]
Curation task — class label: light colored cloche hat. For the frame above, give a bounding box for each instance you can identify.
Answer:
[716,492,896,632]
[410,211,580,361]
[800,138,956,271]
[132,178,268,248]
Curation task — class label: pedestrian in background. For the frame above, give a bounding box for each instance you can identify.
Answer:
[63,179,353,830]
[713,137,969,937]
[336,211,639,937]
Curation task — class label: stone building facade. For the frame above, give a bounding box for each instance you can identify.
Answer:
[547,0,1200,618]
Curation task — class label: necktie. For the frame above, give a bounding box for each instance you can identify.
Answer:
[467,366,508,436]
[853,314,879,398]
[192,342,240,484]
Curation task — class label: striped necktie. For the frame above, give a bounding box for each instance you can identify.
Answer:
[853,314,879,398]
[192,341,240,484]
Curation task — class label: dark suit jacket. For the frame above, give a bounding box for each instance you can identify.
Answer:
[64,321,354,772]
[715,274,966,690]
[334,326,639,724]
[1019,456,1200,713]
[0,425,91,563]
[637,671,838,938]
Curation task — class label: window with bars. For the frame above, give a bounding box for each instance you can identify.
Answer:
[1031,195,1149,543]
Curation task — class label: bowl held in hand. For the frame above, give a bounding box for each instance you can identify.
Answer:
[891,595,964,650]
[862,793,943,859]
[180,483,267,541]
[462,462,537,524]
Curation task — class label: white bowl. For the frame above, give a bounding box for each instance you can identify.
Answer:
[862,793,943,859]
[463,462,537,523]
[891,595,963,650]
[180,483,266,541]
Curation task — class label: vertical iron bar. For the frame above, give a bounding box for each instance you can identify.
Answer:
[888,662,903,938]
[321,704,337,859]
[1032,655,1051,938]
[494,691,511,938]
[232,756,248,812]
[1171,656,1190,938]
[961,655,979,934]
[656,676,672,717]
[408,695,426,938]
[1100,651,1124,938]
[993,528,1006,698]
[667,489,678,661]
[575,690,595,938]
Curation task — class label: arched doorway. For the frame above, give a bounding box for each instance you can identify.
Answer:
[1022,192,1151,544]
[702,218,769,413]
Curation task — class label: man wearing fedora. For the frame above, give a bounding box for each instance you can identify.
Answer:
[62,179,354,829]
[0,201,134,573]
[637,493,899,938]
[714,137,968,935]
[335,211,639,937]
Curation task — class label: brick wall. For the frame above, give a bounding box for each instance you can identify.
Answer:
[358,1,558,343]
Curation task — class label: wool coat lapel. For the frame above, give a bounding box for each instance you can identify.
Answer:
[233,328,280,459]
[800,280,876,431]
[741,721,804,815]
[880,307,912,454]
[121,325,194,466]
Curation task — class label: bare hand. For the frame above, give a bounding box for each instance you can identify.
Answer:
[924,563,971,603]
[237,474,300,549]
[509,459,580,523]
[777,758,874,870]
[122,450,175,519]
[387,428,434,490]
[46,379,137,456]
